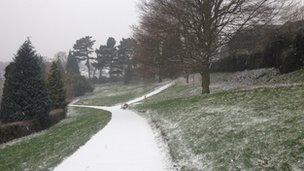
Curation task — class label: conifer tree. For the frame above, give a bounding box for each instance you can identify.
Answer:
[72,36,95,78]
[117,38,136,84]
[47,60,67,109]
[66,51,80,75]
[0,40,51,125]
[94,37,118,80]
[65,50,94,98]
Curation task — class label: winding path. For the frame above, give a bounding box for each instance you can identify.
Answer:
[55,83,174,171]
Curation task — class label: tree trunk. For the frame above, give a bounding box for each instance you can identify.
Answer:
[88,66,91,79]
[200,63,210,94]
[87,58,91,79]
[93,68,96,78]
[158,76,163,83]
[186,74,190,84]
[99,69,103,79]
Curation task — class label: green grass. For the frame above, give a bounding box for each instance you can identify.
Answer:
[76,82,161,106]
[136,84,304,170]
[0,107,111,170]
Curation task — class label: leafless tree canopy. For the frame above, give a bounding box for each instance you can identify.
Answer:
[134,0,290,93]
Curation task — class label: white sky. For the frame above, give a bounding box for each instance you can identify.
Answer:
[0,0,140,61]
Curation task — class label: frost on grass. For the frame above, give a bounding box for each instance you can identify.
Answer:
[0,107,111,171]
[75,82,164,106]
[136,82,304,170]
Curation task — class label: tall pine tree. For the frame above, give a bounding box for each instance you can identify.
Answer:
[72,36,95,78]
[47,60,67,109]
[0,40,51,125]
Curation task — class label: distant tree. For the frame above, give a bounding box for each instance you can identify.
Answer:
[107,37,116,48]
[65,51,80,75]
[65,51,94,99]
[117,38,136,84]
[72,36,96,78]
[94,37,118,81]
[55,51,68,68]
[94,43,114,78]
[133,29,159,81]
[105,37,119,81]
[133,24,182,83]
[47,60,67,109]
[0,40,51,126]
[37,55,50,79]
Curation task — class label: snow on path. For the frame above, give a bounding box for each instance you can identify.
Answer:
[55,83,175,171]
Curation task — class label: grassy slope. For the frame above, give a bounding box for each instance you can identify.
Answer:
[0,107,111,170]
[263,69,304,84]
[135,70,304,170]
[76,82,163,106]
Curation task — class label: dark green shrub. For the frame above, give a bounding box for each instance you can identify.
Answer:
[66,74,94,98]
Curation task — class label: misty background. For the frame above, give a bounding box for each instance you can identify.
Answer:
[0,0,139,62]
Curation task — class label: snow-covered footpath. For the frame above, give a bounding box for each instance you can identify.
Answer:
[55,82,175,171]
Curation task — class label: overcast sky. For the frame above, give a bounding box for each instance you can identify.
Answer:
[0,0,140,62]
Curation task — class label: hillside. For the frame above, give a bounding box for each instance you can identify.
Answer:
[135,69,304,170]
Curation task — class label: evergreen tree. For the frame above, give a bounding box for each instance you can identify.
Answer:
[66,51,80,75]
[117,38,136,84]
[106,37,119,81]
[94,45,111,78]
[65,51,94,98]
[72,36,96,78]
[94,37,117,80]
[107,37,116,48]
[0,40,51,125]
[47,60,67,109]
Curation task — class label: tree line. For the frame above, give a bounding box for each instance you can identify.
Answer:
[0,35,137,127]
[67,36,136,85]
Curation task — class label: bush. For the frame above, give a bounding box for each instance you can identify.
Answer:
[211,53,269,72]
[0,108,67,144]
[263,29,304,74]
[0,121,40,144]
[66,74,94,99]
[73,76,94,97]
[213,27,304,74]
[48,109,66,126]
[90,76,110,84]
[278,48,303,73]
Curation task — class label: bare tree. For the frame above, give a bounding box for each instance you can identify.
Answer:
[139,0,288,93]
[280,1,304,22]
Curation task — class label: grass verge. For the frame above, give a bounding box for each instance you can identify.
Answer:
[0,107,111,170]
